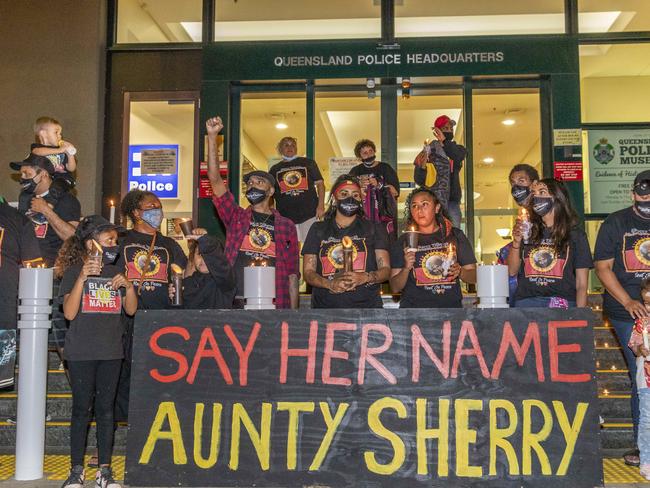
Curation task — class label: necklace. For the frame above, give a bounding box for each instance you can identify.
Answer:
[251,211,273,238]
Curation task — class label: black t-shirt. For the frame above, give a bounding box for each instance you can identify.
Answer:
[234,211,276,297]
[59,263,126,361]
[594,206,650,320]
[515,228,593,302]
[0,203,42,328]
[349,161,400,197]
[116,230,187,310]
[391,228,476,308]
[302,218,389,309]
[269,157,323,224]
[29,192,81,267]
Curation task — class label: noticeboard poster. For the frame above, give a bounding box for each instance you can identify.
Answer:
[329,157,361,182]
[587,129,650,213]
[128,144,179,199]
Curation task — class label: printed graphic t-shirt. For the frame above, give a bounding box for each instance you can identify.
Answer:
[234,211,277,297]
[391,228,476,308]
[269,158,323,224]
[0,203,42,328]
[302,218,389,309]
[59,263,126,361]
[116,230,187,310]
[594,206,650,320]
[515,227,593,302]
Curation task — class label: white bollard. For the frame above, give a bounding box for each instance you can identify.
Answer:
[476,263,510,309]
[14,266,53,481]
[244,265,276,310]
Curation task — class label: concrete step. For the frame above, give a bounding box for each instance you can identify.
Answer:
[597,371,632,392]
[599,394,633,419]
[600,423,635,450]
[0,393,72,419]
[594,326,619,346]
[0,422,127,450]
[595,347,629,370]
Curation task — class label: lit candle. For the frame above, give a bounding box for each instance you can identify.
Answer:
[109,200,116,225]
[476,263,509,308]
[88,239,103,276]
[170,264,183,307]
[518,207,531,244]
[404,225,419,250]
[341,236,354,272]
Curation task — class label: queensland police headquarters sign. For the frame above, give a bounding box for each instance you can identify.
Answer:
[587,129,650,213]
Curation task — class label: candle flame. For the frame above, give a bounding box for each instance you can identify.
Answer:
[519,207,528,218]
[91,239,103,255]
[447,243,455,259]
[407,225,417,232]
[26,262,32,269]
[110,200,114,207]
[424,138,430,145]
[251,257,268,267]
[342,236,353,250]
[170,263,183,275]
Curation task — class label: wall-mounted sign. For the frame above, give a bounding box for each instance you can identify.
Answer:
[329,157,361,182]
[553,161,583,182]
[587,129,650,213]
[553,129,581,147]
[128,145,179,198]
[141,148,178,175]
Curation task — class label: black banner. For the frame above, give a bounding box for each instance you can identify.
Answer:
[126,308,602,487]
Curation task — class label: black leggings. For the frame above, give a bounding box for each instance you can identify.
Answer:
[67,359,122,466]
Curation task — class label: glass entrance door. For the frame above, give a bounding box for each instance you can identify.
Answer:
[470,86,543,263]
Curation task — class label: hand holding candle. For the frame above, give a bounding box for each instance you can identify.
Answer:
[341,236,354,272]
[178,218,195,237]
[518,207,531,244]
[170,264,184,307]
[87,240,103,276]
[442,242,456,277]
[404,225,419,251]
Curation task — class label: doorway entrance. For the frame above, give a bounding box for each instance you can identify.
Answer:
[230,77,547,262]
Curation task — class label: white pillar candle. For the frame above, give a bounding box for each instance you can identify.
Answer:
[244,265,276,310]
[15,266,53,480]
[109,200,116,224]
[476,264,509,308]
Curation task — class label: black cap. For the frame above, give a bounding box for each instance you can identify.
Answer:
[243,170,275,187]
[634,170,650,196]
[10,153,55,174]
[74,215,124,241]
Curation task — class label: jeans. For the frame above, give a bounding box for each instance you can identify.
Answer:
[447,200,462,228]
[610,317,639,440]
[514,296,577,308]
[68,359,122,466]
[640,389,650,465]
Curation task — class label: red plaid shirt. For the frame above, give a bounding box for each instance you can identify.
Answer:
[212,192,299,309]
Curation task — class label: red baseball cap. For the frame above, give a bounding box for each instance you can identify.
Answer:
[434,115,456,129]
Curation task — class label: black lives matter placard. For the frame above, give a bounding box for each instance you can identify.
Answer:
[125,309,602,487]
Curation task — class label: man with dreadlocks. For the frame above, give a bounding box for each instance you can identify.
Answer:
[390,187,476,308]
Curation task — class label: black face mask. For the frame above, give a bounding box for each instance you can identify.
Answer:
[635,200,650,218]
[443,131,454,142]
[102,246,119,265]
[511,185,531,205]
[361,155,376,166]
[337,196,361,217]
[532,196,554,217]
[245,187,267,205]
[20,178,38,194]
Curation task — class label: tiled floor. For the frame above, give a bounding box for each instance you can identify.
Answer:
[0,455,648,486]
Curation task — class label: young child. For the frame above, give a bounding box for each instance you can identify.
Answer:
[30,116,77,202]
[628,278,650,480]
[56,215,136,488]
[169,233,235,309]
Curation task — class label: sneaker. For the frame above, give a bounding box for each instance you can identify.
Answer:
[624,448,641,467]
[61,465,85,488]
[95,466,121,488]
[640,463,650,481]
